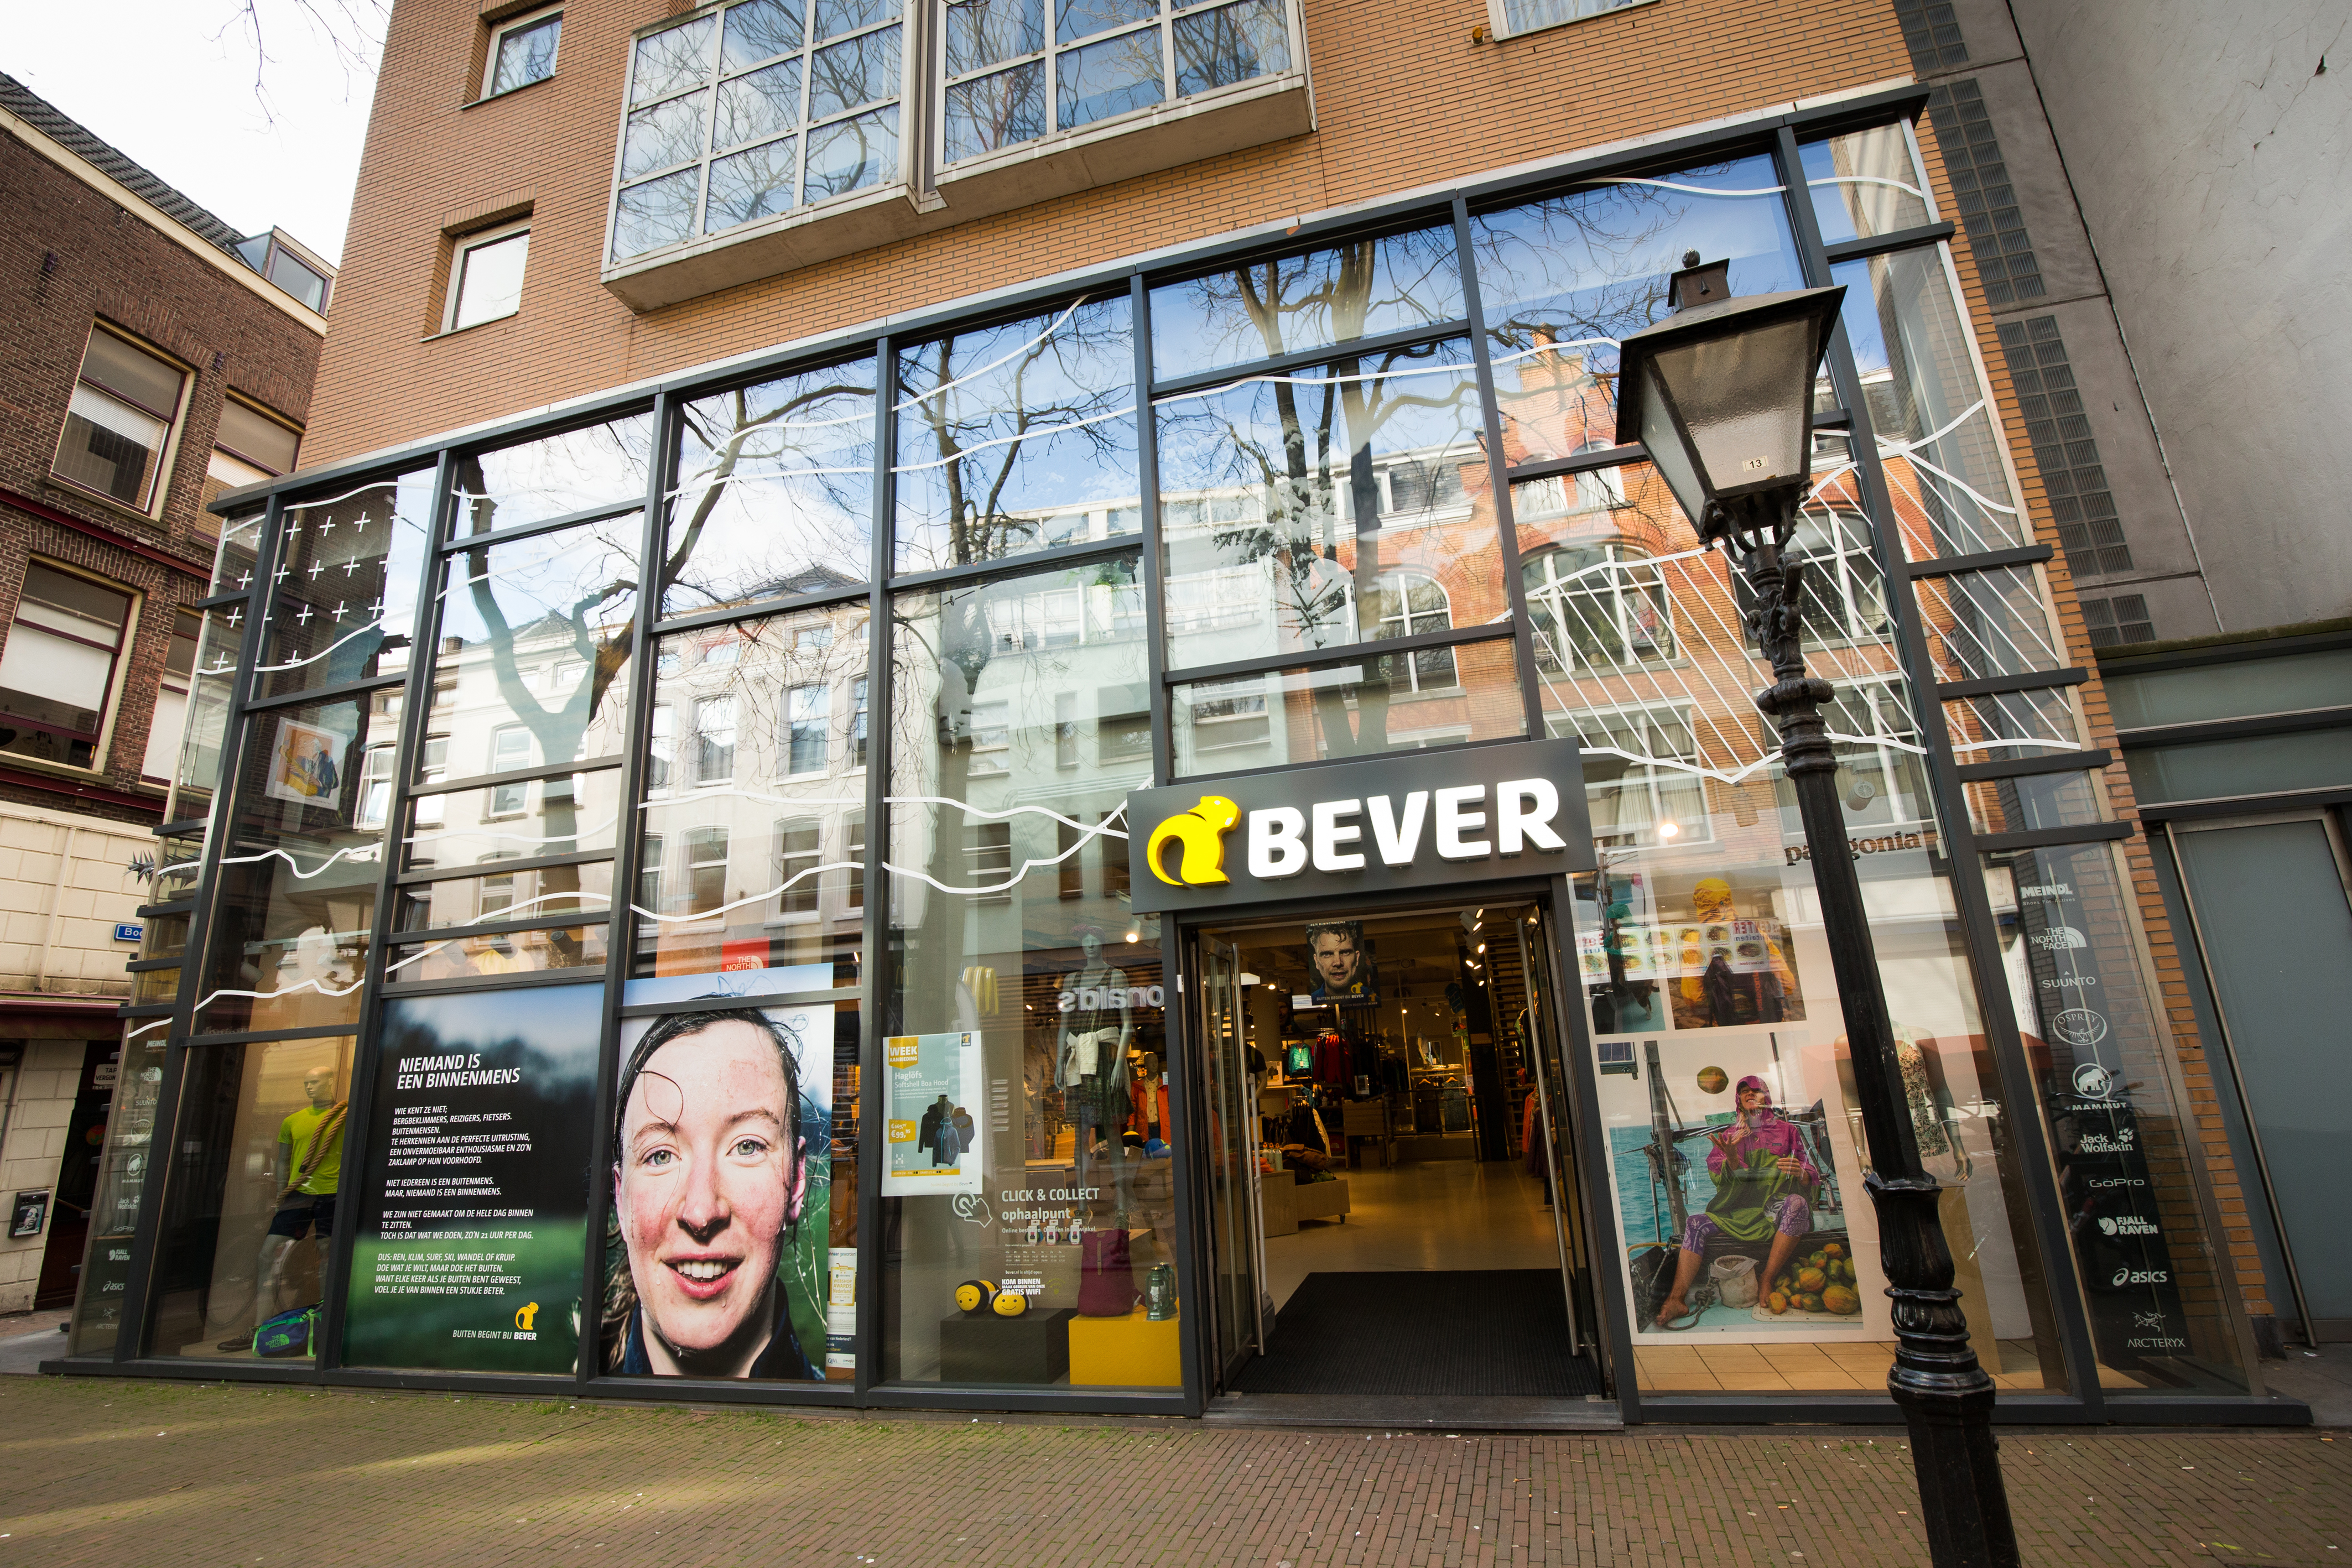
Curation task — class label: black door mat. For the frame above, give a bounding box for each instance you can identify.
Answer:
[1230,1270,1602,1397]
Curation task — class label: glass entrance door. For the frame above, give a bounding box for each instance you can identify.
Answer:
[1195,932,1265,1382]
[1513,904,1596,1357]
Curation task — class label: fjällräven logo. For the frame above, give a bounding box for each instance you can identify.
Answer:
[1144,796,1240,887]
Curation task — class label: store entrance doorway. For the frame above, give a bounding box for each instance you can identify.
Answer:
[1192,900,1600,1407]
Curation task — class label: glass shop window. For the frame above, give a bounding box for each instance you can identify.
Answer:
[894,295,1138,574]
[253,469,435,702]
[633,603,868,984]
[885,551,1180,1391]
[192,692,396,1035]
[667,356,876,617]
[1472,156,1802,480]
[1982,842,2250,1396]
[144,1035,355,1361]
[1155,338,1492,671]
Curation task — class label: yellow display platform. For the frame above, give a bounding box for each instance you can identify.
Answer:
[1067,1306,1181,1387]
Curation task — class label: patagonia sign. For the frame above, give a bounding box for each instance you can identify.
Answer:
[1126,738,1594,913]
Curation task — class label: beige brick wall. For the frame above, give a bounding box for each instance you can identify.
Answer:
[0,806,153,998]
[308,0,1916,465]
[0,1039,101,1314]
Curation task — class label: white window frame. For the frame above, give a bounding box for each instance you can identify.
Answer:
[51,324,189,518]
[1523,543,1674,675]
[141,608,204,786]
[775,814,823,921]
[442,221,532,334]
[483,4,563,99]
[1483,0,1657,42]
[1366,569,1456,695]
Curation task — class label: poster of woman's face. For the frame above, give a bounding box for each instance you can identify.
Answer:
[606,1002,831,1379]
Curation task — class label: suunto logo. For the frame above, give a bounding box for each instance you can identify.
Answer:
[1144,795,1241,887]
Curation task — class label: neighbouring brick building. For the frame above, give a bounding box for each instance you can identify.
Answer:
[0,72,332,1316]
[52,0,2313,1428]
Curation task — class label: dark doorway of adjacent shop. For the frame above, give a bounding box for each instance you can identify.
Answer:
[1194,903,1601,1404]
[36,1041,118,1309]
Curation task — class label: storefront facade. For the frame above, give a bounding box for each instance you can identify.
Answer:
[56,70,2294,1422]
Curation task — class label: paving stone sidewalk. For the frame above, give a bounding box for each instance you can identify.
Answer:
[0,1377,2340,1567]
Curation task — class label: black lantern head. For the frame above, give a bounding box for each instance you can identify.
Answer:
[1612,280,1846,548]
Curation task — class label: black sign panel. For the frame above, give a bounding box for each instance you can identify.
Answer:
[1127,738,1594,914]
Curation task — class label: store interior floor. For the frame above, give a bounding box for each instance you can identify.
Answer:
[1262,1158,1562,1311]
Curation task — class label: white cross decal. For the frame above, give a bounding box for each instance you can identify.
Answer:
[308,561,326,579]
[295,605,314,625]
[331,602,347,620]
[368,598,387,618]
[318,516,339,535]
[236,572,252,588]
[342,557,361,575]
[226,609,242,627]
[274,565,290,582]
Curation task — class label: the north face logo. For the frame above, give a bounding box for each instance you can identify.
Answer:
[1144,796,1240,887]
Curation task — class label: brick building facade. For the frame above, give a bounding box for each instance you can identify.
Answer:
[0,72,330,1314]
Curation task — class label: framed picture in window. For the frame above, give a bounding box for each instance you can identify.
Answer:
[264,716,353,806]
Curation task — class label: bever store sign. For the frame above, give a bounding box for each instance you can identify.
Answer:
[1125,738,1596,914]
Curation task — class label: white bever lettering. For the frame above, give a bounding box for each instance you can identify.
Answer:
[1434,785,1490,861]
[1311,799,1365,872]
[1494,777,1566,855]
[1367,791,1428,866]
[1247,806,1308,879]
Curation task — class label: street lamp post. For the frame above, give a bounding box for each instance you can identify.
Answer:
[1614,257,2020,1568]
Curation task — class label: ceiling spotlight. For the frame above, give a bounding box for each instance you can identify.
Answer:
[1125,929,1140,942]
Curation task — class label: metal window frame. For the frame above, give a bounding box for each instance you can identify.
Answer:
[81,83,2292,1423]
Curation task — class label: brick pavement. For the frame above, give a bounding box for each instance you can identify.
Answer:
[0,1377,2340,1567]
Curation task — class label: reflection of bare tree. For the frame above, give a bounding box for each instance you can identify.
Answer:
[449,444,643,929]
[1468,178,1693,359]
[670,365,877,607]
[1164,235,1471,754]
[899,301,1133,570]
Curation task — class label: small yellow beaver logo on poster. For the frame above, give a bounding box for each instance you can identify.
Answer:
[1144,795,1240,887]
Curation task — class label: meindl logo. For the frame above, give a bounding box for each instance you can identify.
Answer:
[1143,795,1240,887]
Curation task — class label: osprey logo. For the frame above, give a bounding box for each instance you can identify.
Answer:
[1144,796,1241,887]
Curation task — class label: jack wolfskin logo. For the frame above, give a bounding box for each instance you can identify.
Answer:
[1144,796,1240,887]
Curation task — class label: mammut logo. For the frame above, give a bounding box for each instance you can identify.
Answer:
[1144,796,1240,887]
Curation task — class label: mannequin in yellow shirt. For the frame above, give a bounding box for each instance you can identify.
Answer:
[219,1065,345,1351]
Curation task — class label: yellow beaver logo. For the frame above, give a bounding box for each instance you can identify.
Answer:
[1144,795,1241,887]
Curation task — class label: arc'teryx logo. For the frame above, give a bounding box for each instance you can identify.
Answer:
[1144,796,1241,887]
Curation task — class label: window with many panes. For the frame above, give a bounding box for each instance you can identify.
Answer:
[1364,570,1456,692]
[784,684,829,774]
[611,0,904,263]
[777,815,822,915]
[1553,705,1710,848]
[1522,544,1673,674]
[141,610,203,785]
[487,725,533,813]
[0,561,134,770]
[54,327,185,512]
[693,694,738,784]
[941,0,1293,165]
[685,824,731,914]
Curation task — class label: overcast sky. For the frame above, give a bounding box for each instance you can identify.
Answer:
[8,0,381,265]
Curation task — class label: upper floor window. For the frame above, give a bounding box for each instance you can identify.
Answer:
[0,561,135,771]
[611,0,904,263]
[1487,0,1647,39]
[486,6,563,96]
[54,326,186,512]
[202,398,303,523]
[941,0,1292,165]
[445,222,530,331]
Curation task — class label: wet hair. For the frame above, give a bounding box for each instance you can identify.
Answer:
[612,1006,803,1158]
[602,1006,806,1372]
